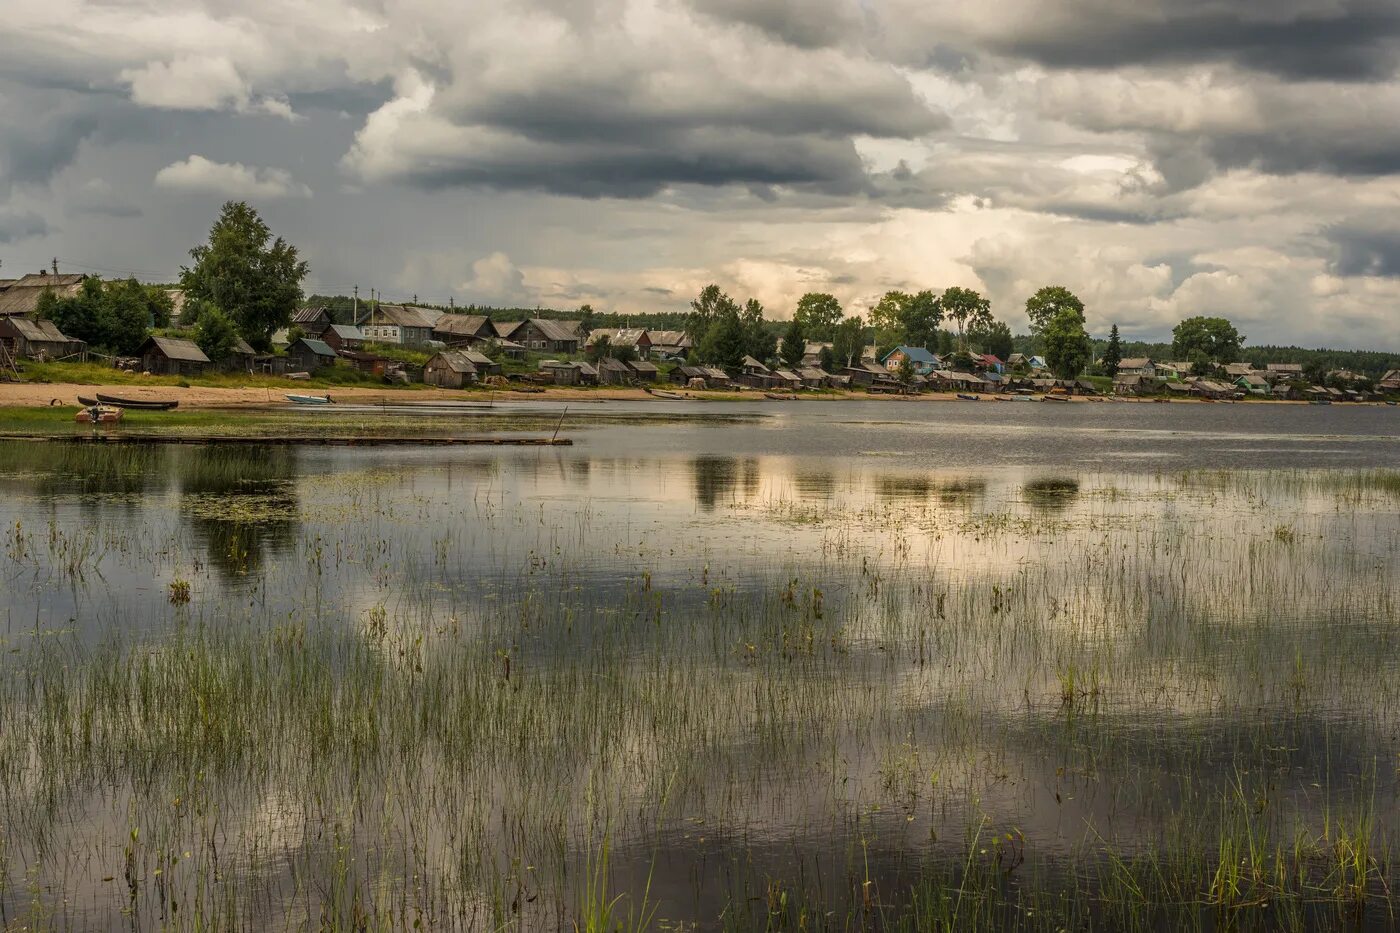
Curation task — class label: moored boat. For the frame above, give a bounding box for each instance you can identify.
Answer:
[956,393,980,401]
[286,394,334,405]
[1041,394,1071,402]
[645,388,689,400]
[764,392,799,400]
[93,393,178,411]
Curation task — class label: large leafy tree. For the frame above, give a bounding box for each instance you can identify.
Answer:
[941,286,991,350]
[793,293,843,341]
[780,318,806,367]
[1042,307,1092,380]
[699,304,747,369]
[830,315,865,369]
[180,201,308,352]
[1102,324,1123,376]
[972,319,1013,361]
[901,290,942,350]
[1172,316,1243,363]
[741,298,776,363]
[687,284,738,348]
[1025,285,1085,335]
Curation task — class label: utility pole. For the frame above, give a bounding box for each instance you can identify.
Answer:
[449,296,454,310]
[353,285,359,325]
[51,258,58,277]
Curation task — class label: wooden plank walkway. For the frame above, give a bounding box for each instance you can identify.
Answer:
[6,434,573,447]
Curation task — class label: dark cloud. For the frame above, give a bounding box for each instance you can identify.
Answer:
[0,207,50,243]
[981,0,1400,80]
[684,0,863,50]
[1326,222,1400,277]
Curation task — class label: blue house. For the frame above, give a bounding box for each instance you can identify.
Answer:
[882,345,940,375]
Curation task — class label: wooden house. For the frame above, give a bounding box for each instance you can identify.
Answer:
[508,319,581,354]
[597,357,634,385]
[0,272,87,317]
[882,345,939,375]
[585,328,652,358]
[432,314,496,347]
[286,337,338,373]
[628,360,660,382]
[293,307,333,331]
[361,305,435,347]
[423,350,479,389]
[1117,357,1156,377]
[738,355,776,389]
[0,317,84,361]
[139,335,210,376]
[319,324,366,352]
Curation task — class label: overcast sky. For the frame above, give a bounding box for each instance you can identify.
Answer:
[2,0,1399,346]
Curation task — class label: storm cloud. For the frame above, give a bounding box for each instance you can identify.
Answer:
[0,0,1396,347]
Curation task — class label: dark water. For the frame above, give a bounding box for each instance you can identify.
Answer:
[1,403,1398,928]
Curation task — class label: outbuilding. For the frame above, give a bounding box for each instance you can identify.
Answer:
[139,335,210,376]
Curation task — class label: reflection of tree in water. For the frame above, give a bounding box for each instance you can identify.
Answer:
[934,477,987,507]
[1023,477,1080,512]
[692,456,762,512]
[792,468,836,500]
[0,443,171,499]
[178,446,300,577]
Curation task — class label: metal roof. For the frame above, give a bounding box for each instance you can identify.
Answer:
[294,337,337,358]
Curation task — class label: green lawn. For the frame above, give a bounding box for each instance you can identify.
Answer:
[16,360,427,391]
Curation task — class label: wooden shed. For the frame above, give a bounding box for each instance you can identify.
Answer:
[285,337,338,374]
[423,350,479,388]
[139,335,210,376]
[0,317,85,361]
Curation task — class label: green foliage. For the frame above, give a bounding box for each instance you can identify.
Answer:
[1172,316,1244,363]
[193,306,240,363]
[42,277,154,355]
[577,303,596,337]
[1042,307,1092,380]
[972,320,1013,361]
[585,335,612,364]
[1025,286,1085,335]
[941,287,992,349]
[780,318,806,368]
[1102,324,1123,377]
[896,356,915,385]
[698,303,747,369]
[687,284,736,346]
[180,201,308,353]
[793,293,843,341]
[818,345,836,372]
[830,316,865,369]
[741,299,776,363]
[869,289,942,352]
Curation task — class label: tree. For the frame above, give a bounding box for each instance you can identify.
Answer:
[793,293,843,341]
[1042,308,1092,380]
[1024,286,1085,335]
[585,335,611,364]
[941,287,991,350]
[902,290,942,350]
[1172,316,1243,363]
[972,320,1013,361]
[43,277,152,354]
[1102,324,1123,377]
[830,316,865,369]
[818,345,836,372]
[180,201,308,352]
[612,343,638,364]
[780,318,807,368]
[741,298,776,363]
[688,284,739,349]
[194,306,240,363]
[869,290,909,354]
[699,305,747,369]
[896,356,915,386]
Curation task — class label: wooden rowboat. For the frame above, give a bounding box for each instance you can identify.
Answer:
[75,405,123,424]
[286,394,334,405]
[956,393,981,401]
[92,393,178,411]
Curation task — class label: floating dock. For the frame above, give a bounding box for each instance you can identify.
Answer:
[8,434,573,447]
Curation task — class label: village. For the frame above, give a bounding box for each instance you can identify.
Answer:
[1,269,1398,404]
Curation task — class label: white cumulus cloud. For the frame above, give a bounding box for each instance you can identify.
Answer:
[154,155,311,199]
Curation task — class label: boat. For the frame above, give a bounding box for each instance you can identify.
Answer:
[1041,394,1071,402]
[286,394,334,405]
[1012,395,1040,401]
[75,404,123,424]
[956,393,980,401]
[645,388,689,400]
[764,392,799,401]
[92,393,178,411]
[1309,399,1332,406]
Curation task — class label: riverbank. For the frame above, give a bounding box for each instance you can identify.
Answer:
[1,380,1366,410]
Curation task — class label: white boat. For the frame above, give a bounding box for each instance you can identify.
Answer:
[286,394,334,405]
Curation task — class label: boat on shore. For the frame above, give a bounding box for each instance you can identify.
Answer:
[764,392,799,401]
[645,388,690,400]
[80,394,179,411]
[1041,394,1071,402]
[1309,399,1332,406]
[956,393,981,401]
[286,394,334,405]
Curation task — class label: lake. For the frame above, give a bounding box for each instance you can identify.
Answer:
[1,401,1398,929]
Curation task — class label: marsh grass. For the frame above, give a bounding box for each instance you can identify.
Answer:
[0,453,1397,929]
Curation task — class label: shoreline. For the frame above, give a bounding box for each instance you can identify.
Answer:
[0,381,1383,410]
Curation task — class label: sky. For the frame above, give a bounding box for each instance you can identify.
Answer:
[1,0,1399,347]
